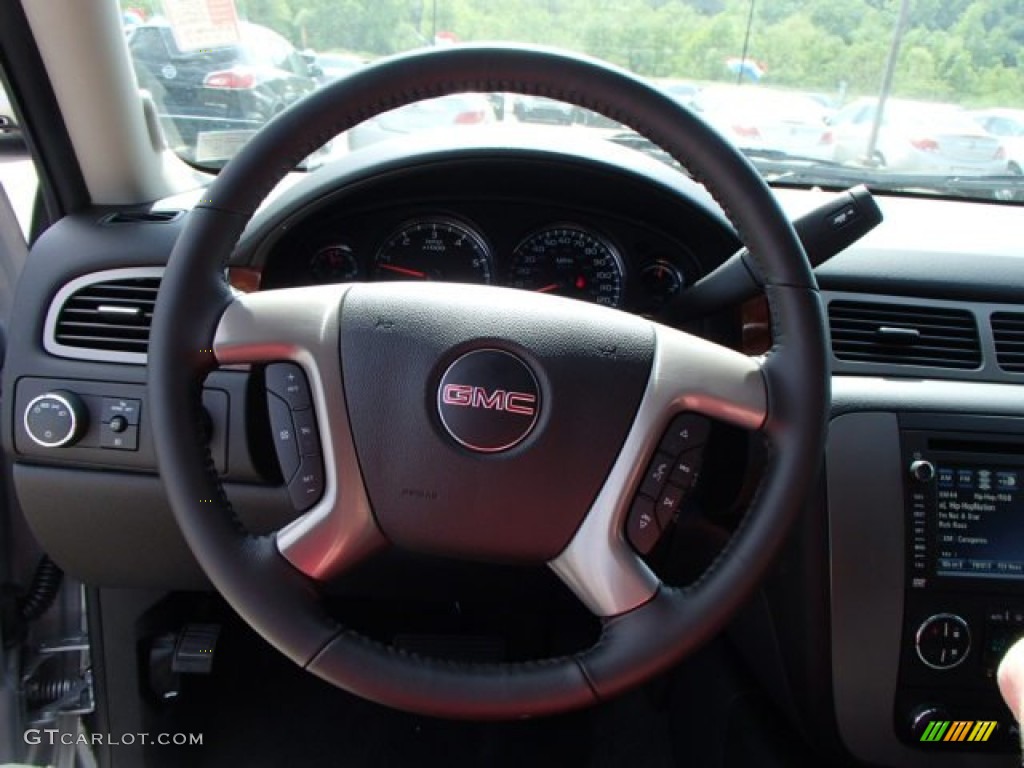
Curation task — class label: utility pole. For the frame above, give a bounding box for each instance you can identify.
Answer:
[737,0,756,85]
[865,0,911,166]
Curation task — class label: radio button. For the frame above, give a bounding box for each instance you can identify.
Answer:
[909,460,936,483]
[916,614,971,670]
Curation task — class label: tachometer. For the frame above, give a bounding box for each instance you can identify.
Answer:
[374,217,492,284]
[508,225,624,307]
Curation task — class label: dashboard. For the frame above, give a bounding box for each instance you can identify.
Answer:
[9,131,1024,767]
[261,206,694,315]
[243,140,739,321]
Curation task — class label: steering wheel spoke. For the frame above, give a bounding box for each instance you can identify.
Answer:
[550,323,767,618]
[214,286,387,580]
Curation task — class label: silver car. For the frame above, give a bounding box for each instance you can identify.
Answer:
[826,98,1006,175]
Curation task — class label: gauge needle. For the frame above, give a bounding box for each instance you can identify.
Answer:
[535,283,561,293]
[379,264,428,279]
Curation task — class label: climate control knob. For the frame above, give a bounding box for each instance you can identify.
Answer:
[915,614,970,670]
[23,391,87,448]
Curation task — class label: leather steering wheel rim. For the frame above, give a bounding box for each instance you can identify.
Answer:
[149,45,829,719]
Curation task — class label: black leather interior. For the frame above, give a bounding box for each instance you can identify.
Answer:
[147,45,829,718]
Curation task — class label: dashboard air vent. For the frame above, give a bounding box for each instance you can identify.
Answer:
[992,312,1024,373]
[53,276,160,356]
[101,210,182,225]
[828,301,981,369]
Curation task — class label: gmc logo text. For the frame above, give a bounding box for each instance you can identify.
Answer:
[441,384,537,417]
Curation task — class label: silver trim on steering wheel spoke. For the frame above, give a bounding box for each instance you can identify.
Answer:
[548,323,767,617]
[214,285,385,579]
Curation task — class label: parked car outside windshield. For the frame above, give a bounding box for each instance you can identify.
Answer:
[128,19,318,164]
[121,0,1024,203]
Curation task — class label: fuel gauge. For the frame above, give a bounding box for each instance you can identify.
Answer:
[310,244,360,283]
[639,260,684,313]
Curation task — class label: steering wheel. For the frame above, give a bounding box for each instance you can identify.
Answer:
[149,45,828,719]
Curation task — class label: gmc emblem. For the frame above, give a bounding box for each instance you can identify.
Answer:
[441,384,537,417]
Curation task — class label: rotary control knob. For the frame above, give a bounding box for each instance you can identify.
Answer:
[910,460,936,483]
[23,391,87,448]
[915,614,970,670]
[909,705,950,740]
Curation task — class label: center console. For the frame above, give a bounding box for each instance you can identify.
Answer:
[896,417,1024,751]
[826,405,1024,768]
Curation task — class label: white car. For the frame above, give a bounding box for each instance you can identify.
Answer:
[348,93,496,149]
[691,84,833,160]
[826,98,1007,175]
[971,108,1024,174]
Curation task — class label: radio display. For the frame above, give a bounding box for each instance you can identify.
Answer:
[934,465,1024,579]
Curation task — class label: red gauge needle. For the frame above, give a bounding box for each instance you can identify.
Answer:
[379,264,428,279]
[535,283,561,293]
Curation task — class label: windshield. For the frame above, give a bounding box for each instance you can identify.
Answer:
[123,0,1024,202]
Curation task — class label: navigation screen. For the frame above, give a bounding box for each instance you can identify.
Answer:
[935,465,1024,579]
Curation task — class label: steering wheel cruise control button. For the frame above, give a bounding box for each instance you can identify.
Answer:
[292,408,321,456]
[288,457,325,512]
[266,363,312,410]
[267,393,300,482]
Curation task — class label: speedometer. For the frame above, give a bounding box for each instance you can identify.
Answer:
[508,225,625,307]
[374,217,493,284]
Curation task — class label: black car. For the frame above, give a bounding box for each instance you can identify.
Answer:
[128,21,318,162]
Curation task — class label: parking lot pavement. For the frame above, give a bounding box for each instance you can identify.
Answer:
[0,139,37,238]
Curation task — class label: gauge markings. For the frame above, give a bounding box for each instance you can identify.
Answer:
[508,225,624,307]
[374,217,493,284]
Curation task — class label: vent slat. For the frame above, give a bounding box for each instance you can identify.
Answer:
[993,312,1024,372]
[829,301,981,370]
[54,277,160,356]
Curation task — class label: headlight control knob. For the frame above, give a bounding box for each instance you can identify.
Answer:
[24,391,87,448]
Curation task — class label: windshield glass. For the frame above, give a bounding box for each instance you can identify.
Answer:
[122,0,1024,202]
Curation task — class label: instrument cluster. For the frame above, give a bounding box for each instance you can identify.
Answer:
[260,208,703,316]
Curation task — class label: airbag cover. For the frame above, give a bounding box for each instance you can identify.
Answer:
[339,283,653,562]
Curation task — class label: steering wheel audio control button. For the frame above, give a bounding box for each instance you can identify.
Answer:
[267,393,300,482]
[292,408,321,457]
[288,457,325,512]
[626,496,661,555]
[670,449,703,490]
[639,452,673,498]
[659,413,710,456]
[266,363,312,410]
[655,484,686,528]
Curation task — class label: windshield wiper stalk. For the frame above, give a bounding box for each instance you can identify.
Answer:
[664,185,882,322]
